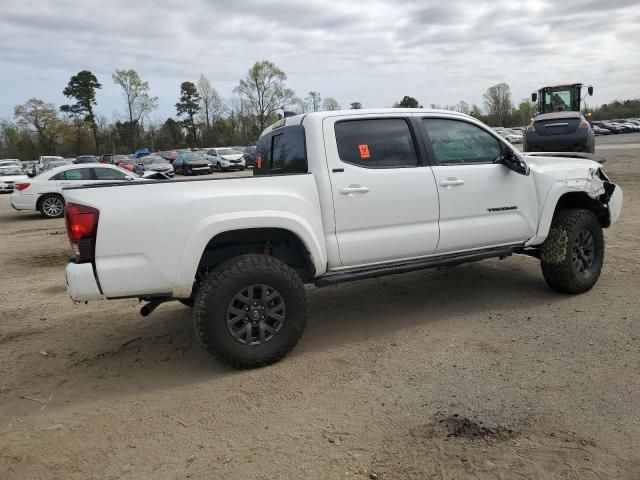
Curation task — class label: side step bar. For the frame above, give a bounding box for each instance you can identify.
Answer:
[315,246,515,287]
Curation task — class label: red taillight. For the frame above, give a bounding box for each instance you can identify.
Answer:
[526,123,535,132]
[15,182,30,191]
[65,203,99,263]
[578,120,590,129]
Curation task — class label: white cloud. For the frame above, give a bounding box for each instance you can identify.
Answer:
[0,0,639,118]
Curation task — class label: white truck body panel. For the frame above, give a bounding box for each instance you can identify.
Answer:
[63,109,622,302]
[64,174,326,298]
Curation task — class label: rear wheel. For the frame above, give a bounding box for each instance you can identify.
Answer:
[540,208,604,294]
[39,194,65,218]
[193,254,307,369]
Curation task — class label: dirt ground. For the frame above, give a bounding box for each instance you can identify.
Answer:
[0,148,639,480]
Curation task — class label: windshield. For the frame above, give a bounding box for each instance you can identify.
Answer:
[0,166,24,176]
[541,87,580,113]
[217,148,241,156]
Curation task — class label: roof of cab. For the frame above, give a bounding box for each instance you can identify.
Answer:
[261,108,474,137]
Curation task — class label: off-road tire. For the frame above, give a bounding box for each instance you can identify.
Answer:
[39,193,65,218]
[540,208,604,294]
[193,254,307,369]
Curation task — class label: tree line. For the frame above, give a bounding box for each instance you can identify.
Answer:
[0,60,345,159]
[2,63,639,160]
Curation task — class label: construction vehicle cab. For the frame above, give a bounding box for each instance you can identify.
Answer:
[531,84,593,114]
[524,83,595,154]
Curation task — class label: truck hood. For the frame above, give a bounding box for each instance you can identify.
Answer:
[524,154,611,208]
[524,154,602,176]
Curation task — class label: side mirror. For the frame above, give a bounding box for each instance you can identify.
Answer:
[531,92,537,102]
[587,86,594,96]
[498,148,529,176]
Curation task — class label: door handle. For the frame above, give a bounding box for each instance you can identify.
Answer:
[340,185,370,195]
[439,178,465,188]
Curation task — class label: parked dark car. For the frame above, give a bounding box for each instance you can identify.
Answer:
[173,152,212,175]
[599,122,625,134]
[591,125,610,136]
[137,156,175,177]
[242,145,257,167]
[159,150,178,163]
[75,155,99,164]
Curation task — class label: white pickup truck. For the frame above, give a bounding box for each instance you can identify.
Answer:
[63,109,622,368]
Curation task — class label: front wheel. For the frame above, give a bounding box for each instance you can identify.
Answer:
[540,208,604,294]
[193,254,307,369]
[39,194,65,218]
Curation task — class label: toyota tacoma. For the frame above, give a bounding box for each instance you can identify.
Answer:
[62,109,623,368]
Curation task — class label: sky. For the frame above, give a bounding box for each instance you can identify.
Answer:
[1,0,639,121]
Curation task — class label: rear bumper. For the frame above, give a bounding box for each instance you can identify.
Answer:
[525,129,593,152]
[10,193,37,211]
[66,262,103,301]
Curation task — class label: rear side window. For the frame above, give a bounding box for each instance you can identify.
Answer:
[334,118,418,168]
[94,168,128,180]
[255,125,307,176]
[422,118,502,164]
[54,168,93,181]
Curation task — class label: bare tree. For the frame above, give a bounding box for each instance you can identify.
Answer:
[483,83,512,126]
[14,98,61,153]
[197,74,224,128]
[112,69,158,149]
[307,91,322,112]
[322,97,340,111]
[234,60,295,132]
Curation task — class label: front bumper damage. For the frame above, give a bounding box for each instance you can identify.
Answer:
[589,168,622,226]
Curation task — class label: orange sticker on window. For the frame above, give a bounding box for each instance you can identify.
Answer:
[358,144,370,159]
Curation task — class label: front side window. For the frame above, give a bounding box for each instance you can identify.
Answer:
[334,118,418,168]
[94,168,128,180]
[59,168,93,180]
[422,119,502,165]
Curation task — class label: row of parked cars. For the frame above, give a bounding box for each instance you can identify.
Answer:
[493,127,524,144]
[98,146,257,176]
[1,145,258,218]
[590,119,640,135]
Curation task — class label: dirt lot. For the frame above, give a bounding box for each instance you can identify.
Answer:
[1,148,639,480]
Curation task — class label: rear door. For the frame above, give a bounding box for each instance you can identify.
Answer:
[420,117,538,253]
[323,115,440,267]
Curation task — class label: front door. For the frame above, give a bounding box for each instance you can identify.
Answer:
[420,117,538,253]
[324,115,440,267]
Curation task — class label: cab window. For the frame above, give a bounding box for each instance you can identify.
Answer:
[422,118,502,164]
[255,125,306,175]
[334,118,418,168]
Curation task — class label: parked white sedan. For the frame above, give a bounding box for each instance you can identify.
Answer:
[11,163,139,218]
[0,164,29,193]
